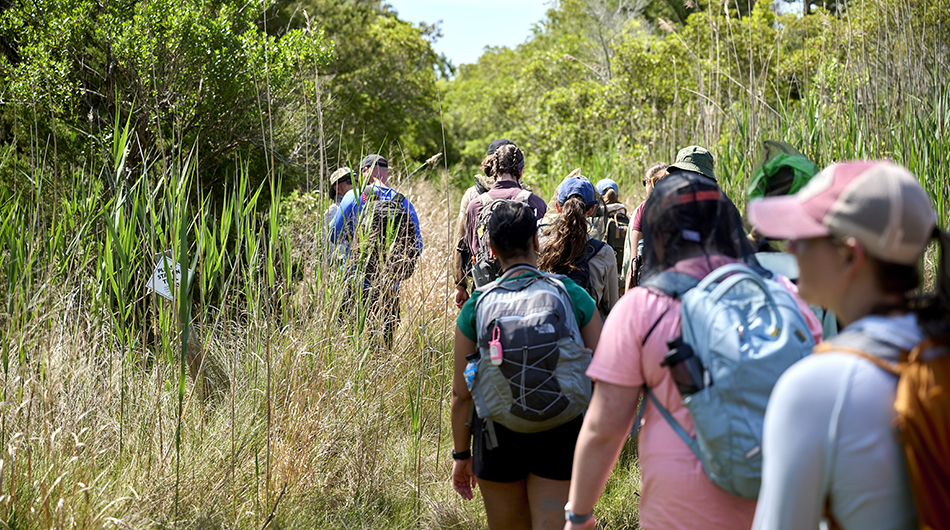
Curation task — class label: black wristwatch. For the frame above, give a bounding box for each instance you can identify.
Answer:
[564,502,593,524]
[451,449,471,460]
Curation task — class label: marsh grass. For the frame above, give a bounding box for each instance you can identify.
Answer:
[0,112,479,527]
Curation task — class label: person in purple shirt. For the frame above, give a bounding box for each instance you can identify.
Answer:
[460,144,547,295]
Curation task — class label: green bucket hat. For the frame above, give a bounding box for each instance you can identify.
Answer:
[747,140,820,199]
[669,145,716,181]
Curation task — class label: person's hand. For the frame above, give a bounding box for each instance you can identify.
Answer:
[454,284,470,309]
[452,457,476,500]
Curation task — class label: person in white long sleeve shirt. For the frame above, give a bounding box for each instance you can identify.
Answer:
[747,160,950,529]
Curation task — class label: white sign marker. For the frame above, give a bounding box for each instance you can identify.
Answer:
[146,253,192,301]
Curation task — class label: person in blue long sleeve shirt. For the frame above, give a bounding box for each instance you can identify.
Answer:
[331,154,423,348]
[330,156,423,254]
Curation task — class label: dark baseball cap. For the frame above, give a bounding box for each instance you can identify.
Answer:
[487,138,516,155]
[669,145,716,181]
[360,154,388,169]
[557,175,598,207]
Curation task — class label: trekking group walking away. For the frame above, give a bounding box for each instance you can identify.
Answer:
[437,139,950,530]
[320,138,948,529]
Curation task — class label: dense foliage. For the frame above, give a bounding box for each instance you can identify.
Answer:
[0,0,331,197]
[442,0,950,200]
[271,0,448,173]
[3,0,947,203]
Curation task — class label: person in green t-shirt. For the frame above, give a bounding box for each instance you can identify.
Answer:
[450,200,602,530]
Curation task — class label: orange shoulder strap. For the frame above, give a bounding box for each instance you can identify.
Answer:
[812,341,902,375]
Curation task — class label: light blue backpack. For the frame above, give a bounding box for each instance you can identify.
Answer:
[639,263,815,499]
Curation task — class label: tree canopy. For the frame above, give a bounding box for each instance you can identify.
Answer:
[1,0,947,201]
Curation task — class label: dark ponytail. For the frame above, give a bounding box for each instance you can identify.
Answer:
[539,196,589,273]
[915,227,950,345]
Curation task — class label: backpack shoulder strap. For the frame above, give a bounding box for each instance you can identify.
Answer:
[537,271,573,300]
[474,264,540,296]
[693,263,756,292]
[483,265,577,318]
[573,240,607,289]
[813,342,902,375]
[498,263,540,282]
[630,385,703,462]
[514,189,532,204]
[640,270,700,298]
[644,387,702,457]
[361,184,376,201]
[477,192,493,209]
[586,238,606,260]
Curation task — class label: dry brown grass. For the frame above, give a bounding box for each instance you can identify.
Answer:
[0,177,491,529]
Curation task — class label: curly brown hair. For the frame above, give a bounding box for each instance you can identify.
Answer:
[645,162,669,186]
[481,144,524,180]
[538,196,589,273]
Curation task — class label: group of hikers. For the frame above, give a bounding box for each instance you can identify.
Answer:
[325,154,424,347]
[322,139,949,529]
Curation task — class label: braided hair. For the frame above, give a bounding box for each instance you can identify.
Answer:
[482,144,524,181]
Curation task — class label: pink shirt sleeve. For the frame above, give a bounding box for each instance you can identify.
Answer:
[587,288,680,388]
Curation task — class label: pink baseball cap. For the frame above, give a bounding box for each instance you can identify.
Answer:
[748,161,936,265]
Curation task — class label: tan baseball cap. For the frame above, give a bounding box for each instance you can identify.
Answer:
[329,167,352,200]
[748,161,936,265]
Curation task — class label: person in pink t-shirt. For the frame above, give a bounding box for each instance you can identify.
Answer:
[563,172,822,530]
[622,162,668,291]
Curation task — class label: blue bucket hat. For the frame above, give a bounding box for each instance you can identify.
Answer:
[557,175,598,207]
[596,178,619,196]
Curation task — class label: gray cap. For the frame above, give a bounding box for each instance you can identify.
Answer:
[669,145,716,181]
[360,154,388,169]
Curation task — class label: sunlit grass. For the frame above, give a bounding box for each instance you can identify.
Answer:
[0,116,477,527]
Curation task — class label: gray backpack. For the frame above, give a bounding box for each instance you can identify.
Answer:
[470,190,533,287]
[638,263,815,498]
[470,265,592,448]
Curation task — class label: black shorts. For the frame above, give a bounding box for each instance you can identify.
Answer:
[472,412,584,483]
